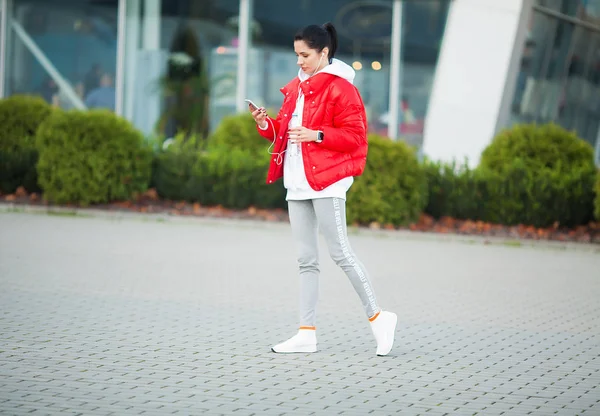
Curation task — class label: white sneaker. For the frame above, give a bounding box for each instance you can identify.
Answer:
[271,327,317,353]
[369,311,398,356]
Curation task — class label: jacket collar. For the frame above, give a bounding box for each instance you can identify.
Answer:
[280,73,336,97]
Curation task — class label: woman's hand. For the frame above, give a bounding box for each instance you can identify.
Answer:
[288,126,318,143]
[251,107,268,129]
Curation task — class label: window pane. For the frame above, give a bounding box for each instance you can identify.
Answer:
[5,0,118,111]
[401,0,450,146]
[559,30,600,148]
[510,10,600,150]
[584,0,600,18]
[122,0,239,138]
[0,3,4,98]
[249,0,448,145]
[537,0,600,21]
[248,0,390,137]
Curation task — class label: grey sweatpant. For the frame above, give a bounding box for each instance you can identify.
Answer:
[287,197,380,327]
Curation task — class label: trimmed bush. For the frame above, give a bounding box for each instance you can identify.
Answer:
[205,112,286,208]
[477,159,595,227]
[151,133,209,202]
[0,95,53,193]
[423,159,485,220]
[480,123,594,172]
[477,123,596,227]
[36,109,152,205]
[152,132,286,210]
[207,112,274,155]
[202,145,286,209]
[347,134,428,226]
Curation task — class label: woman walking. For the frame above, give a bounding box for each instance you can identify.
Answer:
[250,22,397,356]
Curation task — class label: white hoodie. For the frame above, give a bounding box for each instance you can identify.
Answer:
[283,58,356,201]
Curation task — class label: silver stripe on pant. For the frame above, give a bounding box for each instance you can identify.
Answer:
[287,197,380,327]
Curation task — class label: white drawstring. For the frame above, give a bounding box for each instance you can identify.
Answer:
[266,53,326,166]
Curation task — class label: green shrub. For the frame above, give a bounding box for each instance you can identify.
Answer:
[594,169,600,221]
[423,159,485,220]
[347,134,428,226]
[477,123,596,227]
[206,113,286,208]
[152,132,286,209]
[36,109,152,205]
[207,112,273,155]
[202,145,286,209]
[151,133,209,202]
[0,95,53,193]
[480,123,594,173]
[476,160,591,227]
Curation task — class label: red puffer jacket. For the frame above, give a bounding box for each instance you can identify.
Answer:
[256,71,368,191]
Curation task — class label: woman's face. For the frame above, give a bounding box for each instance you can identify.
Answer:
[294,40,327,75]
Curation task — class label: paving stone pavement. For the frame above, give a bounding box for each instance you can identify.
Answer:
[0,211,599,416]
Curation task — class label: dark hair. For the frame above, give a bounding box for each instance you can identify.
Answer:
[294,22,338,63]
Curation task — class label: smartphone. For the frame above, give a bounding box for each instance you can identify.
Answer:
[244,99,260,112]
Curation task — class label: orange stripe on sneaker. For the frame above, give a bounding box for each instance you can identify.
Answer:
[368,312,380,322]
[299,326,316,330]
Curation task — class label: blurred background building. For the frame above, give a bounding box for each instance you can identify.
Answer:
[0,0,598,165]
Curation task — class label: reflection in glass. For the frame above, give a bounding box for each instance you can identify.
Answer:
[122,0,239,137]
[5,0,118,111]
[537,0,600,21]
[249,0,449,146]
[511,9,600,150]
[0,4,4,98]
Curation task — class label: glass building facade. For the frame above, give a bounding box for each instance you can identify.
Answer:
[2,0,118,110]
[0,0,450,147]
[510,0,600,151]
[0,0,598,162]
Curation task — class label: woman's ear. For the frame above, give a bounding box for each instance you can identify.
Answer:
[320,47,329,57]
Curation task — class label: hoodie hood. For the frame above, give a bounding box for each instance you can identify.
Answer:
[298,58,355,85]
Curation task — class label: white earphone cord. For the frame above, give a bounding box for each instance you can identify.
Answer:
[266,52,326,166]
[267,121,284,165]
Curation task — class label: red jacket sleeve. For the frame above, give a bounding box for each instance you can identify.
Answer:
[256,105,285,141]
[318,87,367,153]
[256,116,276,141]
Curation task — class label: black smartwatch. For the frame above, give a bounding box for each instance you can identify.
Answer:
[316,130,324,143]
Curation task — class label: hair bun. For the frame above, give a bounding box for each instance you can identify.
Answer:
[294,23,338,61]
[321,22,338,61]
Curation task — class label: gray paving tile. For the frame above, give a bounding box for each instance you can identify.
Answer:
[0,212,599,415]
